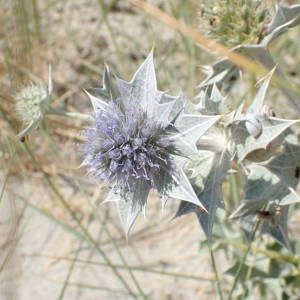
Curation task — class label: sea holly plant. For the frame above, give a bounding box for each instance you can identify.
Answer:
[81,52,219,234]
[15,66,53,141]
[14,52,299,248]
[12,1,300,251]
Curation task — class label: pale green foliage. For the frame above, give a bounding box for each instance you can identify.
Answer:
[176,69,299,248]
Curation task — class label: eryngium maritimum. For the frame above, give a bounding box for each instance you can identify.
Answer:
[84,99,174,190]
[82,52,219,234]
[15,66,53,140]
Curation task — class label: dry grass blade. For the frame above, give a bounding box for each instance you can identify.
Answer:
[130,0,266,75]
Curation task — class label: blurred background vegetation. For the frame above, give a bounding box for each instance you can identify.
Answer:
[0,0,300,299]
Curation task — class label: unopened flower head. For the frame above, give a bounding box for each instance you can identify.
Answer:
[15,66,53,140]
[198,0,269,47]
[83,98,174,191]
[15,84,49,126]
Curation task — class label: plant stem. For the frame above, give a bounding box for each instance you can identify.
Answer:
[227,221,260,300]
[48,108,90,121]
[208,243,224,300]
[58,239,83,300]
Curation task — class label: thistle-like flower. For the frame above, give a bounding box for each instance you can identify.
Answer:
[84,99,174,191]
[15,66,53,140]
[82,52,219,234]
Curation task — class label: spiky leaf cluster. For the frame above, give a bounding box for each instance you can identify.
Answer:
[178,70,299,249]
[190,4,300,250]
[82,52,219,234]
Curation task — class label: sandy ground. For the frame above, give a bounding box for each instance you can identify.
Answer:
[0,171,219,300]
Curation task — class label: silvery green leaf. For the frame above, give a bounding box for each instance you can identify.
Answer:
[233,103,245,123]
[235,213,258,241]
[231,132,300,220]
[230,198,269,220]
[198,60,241,93]
[117,196,142,236]
[115,184,150,235]
[116,51,157,111]
[87,65,118,105]
[198,43,300,111]
[84,89,109,113]
[238,164,299,210]
[196,85,229,115]
[260,206,291,251]
[197,126,229,154]
[266,132,300,204]
[267,4,300,38]
[163,92,193,123]
[156,158,205,210]
[232,117,298,162]
[175,150,231,239]
[197,45,275,95]
[171,114,220,155]
[210,84,229,113]
[247,68,275,114]
[263,16,300,47]
[151,99,175,127]
[101,188,119,205]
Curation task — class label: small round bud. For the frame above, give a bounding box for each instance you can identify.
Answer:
[245,113,262,138]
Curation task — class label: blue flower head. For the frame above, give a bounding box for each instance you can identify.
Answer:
[82,52,219,234]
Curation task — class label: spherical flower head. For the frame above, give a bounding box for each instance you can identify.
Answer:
[14,66,53,140]
[15,84,48,126]
[198,0,269,47]
[83,99,174,191]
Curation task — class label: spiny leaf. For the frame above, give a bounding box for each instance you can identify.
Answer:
[247,68,275,114]
[156,158,205,210]
[260,206,291,251]
[116,51,157,111]
[267,4,300,38]
[84,89,109,113]
[115,183,150,235]
[175,150,231,239]
[195,85,229,115]
[86,65,118,107]
[198,59,240,94]
[172,114,220,155]
[151,99,175,126]
[232,117,299,162]
[231,132,300,250]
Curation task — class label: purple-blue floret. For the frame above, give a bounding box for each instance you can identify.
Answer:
[83,100,174,190]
